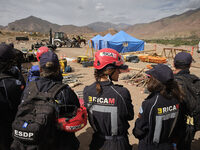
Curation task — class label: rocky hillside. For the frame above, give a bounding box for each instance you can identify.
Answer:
[99,28,118,36]
[0,25,4,29]
[6,16,59,33]
[58,25,94,34]
[2,7,200,39]
[4,16,130,33]
[125,8,200,39]
[5,16,94,34]
[87,22,130,32]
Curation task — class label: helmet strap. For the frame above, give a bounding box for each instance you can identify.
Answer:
[108,69,116,81]
[108,75,112,81]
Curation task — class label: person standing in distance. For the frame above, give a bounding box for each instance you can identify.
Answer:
[26,46,49,85]
[83,48,134,150]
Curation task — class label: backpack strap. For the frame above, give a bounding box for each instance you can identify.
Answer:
[0,73,12,80]
[48,83,68,98]
[176,74,200,90]
[176,74,199,82]
[28,81,39,93]
[26,81,43,101]
[175,74,193,87]
[27,81,67,100]
[189,74,200,84]
[0,73,14,109]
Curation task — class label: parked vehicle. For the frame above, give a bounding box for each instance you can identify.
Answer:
[53,32,71,48]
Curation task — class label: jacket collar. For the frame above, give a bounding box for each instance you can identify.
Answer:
[98,81,113,86]
[176,69,190,75]
[39,77,62,84]
[146,91,160,100]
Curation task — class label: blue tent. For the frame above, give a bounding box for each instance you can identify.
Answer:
[107,31,144,53]
[99,33,113,49]
[90,34,102,50]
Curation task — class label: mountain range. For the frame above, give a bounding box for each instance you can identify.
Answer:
[2,16,130,34]
[4,16,94,34]
[0,25,4,29]
[126,7,200,39]
[1,7,200,39]
[87,22,130,32]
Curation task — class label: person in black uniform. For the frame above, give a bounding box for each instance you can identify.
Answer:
[173,52,198,150]
[0,43,24,150]
[9,43,26,87]
[83,48,134,150]
[133,64,184,150]
[11,51,80,150]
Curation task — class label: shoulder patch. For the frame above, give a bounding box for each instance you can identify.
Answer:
[16,80,22,85]
[139,106,143,114]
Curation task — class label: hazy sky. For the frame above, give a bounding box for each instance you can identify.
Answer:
[0,0,200,26]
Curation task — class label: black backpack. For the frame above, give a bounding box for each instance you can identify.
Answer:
[176,74,200,131]
[12,81,67,145]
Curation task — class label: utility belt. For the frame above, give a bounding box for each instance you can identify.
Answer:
[97,134,126,140]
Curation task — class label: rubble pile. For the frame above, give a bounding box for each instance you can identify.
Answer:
[121,68,148,87]
[63,74,84,87]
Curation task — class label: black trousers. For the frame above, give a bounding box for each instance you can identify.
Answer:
[0,124,13,150]
[177,125,196,150]
[89,133,132,150]
[138,140,173,150]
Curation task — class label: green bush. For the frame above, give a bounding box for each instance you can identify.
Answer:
[145,38,200,46]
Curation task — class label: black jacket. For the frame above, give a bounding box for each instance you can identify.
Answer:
[174,69,199,150]
[0,73,24,150]
[0,74,23,123]
[133,92,180,150]
[84,81,134,150]
[13,77,80,150]
[22,77,80,108]
[174,69,198,115]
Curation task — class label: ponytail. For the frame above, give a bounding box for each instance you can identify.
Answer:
[94,69,103,94]
[94,68,116,94]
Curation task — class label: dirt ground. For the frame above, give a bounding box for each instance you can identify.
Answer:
[17,42,200,150]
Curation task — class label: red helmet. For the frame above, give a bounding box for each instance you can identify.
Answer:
[57,105,87,132]
[93,48,127,70]
[36,46,49,61]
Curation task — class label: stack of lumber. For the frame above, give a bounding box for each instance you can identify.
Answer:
[121,68,149,87]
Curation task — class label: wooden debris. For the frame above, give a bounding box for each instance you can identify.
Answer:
[130,68,145,80]
[129,67,148,72]
[62,73,84,86]
[69,82,82,88]
[121,69,149,87]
